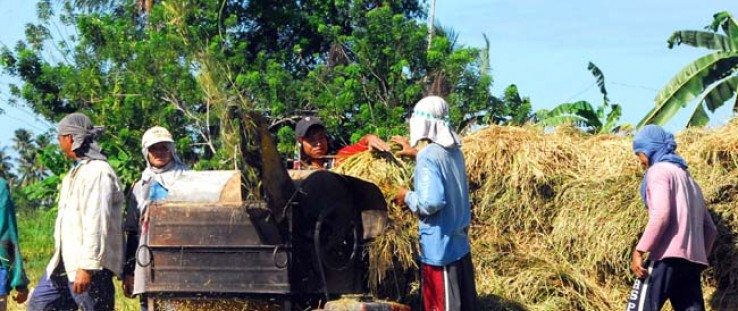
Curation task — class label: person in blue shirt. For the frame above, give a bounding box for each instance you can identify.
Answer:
[393,96,478,311]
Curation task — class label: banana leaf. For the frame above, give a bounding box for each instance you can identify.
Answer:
[667,30,733,51]
[638,52,738,127]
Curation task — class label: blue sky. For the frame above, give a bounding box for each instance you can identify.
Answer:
[435,0,738,131]
[1,0,738,150]
[0,0,56,149]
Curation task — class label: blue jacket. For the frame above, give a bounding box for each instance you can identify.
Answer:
[404,143,471,266]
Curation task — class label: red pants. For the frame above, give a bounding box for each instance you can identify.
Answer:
[421,253,478,311]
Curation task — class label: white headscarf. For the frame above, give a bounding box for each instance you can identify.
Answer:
[409,96,462,148]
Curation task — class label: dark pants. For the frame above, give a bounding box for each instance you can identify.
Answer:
[421,253,478,311]
[626,258,706,311]
[26,263,115,311]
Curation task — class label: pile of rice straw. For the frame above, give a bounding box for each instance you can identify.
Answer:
[336,120,738,311]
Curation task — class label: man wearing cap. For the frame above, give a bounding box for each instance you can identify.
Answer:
[393,96,478,311]
[122,126,188,309]
[27,112,124,311]
[294,116,391,170]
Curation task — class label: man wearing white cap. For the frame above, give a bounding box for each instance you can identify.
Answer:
[393,96,478,311]
[122,126,188,310]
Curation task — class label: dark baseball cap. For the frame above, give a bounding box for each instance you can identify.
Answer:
[295,116,325,138]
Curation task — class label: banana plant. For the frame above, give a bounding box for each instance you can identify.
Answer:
[638,11,738,128]
[535,62,624,134]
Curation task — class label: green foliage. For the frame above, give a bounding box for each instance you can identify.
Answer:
[639,11,738,128]
[1,0,530,202]
[535,62,624,134]
[0,146,15,182]
[489,84,533,126]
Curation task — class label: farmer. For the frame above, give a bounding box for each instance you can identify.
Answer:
[0,178,29,310]
[294,116,392,169]
[626,124,717,311]
[122,126,189,309]
[27,112,124,311]
[393,96,478,311]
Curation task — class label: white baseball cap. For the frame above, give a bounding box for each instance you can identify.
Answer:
[141,126,174,149]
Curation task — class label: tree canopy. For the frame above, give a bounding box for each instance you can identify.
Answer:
[0,0,530,206]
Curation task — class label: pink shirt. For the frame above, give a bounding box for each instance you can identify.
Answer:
[636,162,717,265]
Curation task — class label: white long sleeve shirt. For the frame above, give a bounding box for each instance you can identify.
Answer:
[46,159,125,282]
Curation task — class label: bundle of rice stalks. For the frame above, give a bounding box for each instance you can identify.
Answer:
[679,119,738,174]
[548,175,643,285]
[479,247,617,311]
[333,150,417,291]
[463,121,738,311]
[462,125,580,233]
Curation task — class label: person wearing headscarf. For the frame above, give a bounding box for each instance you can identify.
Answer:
[293,116,391,170]
[0,178,29,310]
[626,124,717,311]
[393,96,478,311]
[27,112,124,311]
[122,126,188,309]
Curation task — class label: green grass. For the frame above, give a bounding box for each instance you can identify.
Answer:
[11,209,138,311]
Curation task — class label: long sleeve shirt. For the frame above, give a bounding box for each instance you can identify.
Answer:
[125,163,188,295]
[636,162,717,266]
[404,143,471,266]
[46,160,125,282]
[0,178,28,292]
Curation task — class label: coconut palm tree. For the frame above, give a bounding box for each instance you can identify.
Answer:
[0,146,16,182]
[639,11,738,128]
[12,129,38,187]
[535,62,623,134]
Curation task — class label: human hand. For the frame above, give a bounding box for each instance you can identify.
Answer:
[73,269,92,294]
[123,275,134,298]
[365,134,391,153]
[630,250,649,279]
[391,136,417,158]
[393,188,408,207]
[13,287,28,304]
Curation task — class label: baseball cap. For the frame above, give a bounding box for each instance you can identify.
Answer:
[141,126,174,149]
[295,116,325,138]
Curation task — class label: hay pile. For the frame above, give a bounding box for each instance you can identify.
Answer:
[336,120,738,310]
[334,151,417,291]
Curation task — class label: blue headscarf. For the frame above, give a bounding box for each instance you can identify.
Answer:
[632,124,688,206]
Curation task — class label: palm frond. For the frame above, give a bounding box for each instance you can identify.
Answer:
[667,30,733,51]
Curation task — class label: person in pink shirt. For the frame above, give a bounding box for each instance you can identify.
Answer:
[626,124,717,311]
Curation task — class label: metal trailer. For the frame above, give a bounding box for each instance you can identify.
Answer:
[136,169,391,310]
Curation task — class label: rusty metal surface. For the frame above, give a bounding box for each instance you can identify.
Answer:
[142,200,289,295]
[147,201,280,246]
[144,247,289,294]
